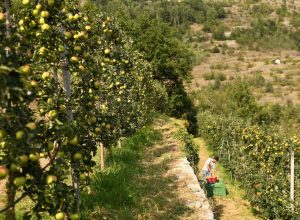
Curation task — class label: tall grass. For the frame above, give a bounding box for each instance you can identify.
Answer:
[82,127,162,219]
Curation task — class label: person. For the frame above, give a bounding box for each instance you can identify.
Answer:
[202,155,219,179]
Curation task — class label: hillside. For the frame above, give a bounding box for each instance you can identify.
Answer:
[188,0,300,106]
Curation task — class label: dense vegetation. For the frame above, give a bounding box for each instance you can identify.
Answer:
[194,81,300,219]
[0,0,161,219]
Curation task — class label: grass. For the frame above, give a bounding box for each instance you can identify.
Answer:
[81,122,192,219]
[82,126,162,219]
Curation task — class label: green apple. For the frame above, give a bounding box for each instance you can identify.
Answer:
[0,129,7,139]
[29,20,37,27]
[16,131,25,140]
[22,0,30,5]
[10,163,19,173]
[94,81,100,88]
[19,155,29,165]
[95,127,101,134]
[39,46,46,54]
[42,71,50,79]
[64,31,72,39]
[104,48,110,55]
[79,173,86,181]
[70,56,79,63]
[57,151,64,157]
[55,212,65,220]
[32,9,39,16]
[69,137,78,146]
[26,122,36,130]
[46,175,57,184]
[19,65,30,74]
[70,213,80,220]
[49,110,58,119]
[85,25,91,31]
[36,4,42,10]
[73,14,80,20]
[74,46,81,51]
[0,13,5,21]
[19,26,25,32]
[40,11,49,18]
[47,0,55,6]
[59,105,66,111]
[29,153,39,162]
[91,117,97,123]
[73,152,82,161]
[41,23,50,31]
[0,166,8,180]
[47,98,53,104]
[67,13,74,20]
[94,95,100,101]
[39,17,45,25]
[39,152,45,158]
[14,177,26,187]
[18,19,24,26]
[79,65,85,71]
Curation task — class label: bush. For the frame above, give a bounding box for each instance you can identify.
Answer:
[210,46,221,53]
[203,72,215,80]
[175,128,199,173]
[265,82,274,93]
[212,25,226,40]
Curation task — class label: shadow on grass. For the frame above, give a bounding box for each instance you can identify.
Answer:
[82,126,192,219]
[209,197,225,220]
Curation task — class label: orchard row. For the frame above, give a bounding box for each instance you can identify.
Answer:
[0,0,161,219]
[198,111,300,219]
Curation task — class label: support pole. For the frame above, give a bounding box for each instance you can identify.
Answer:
[62,45,79,212]
[100,143,105,170]
[4,0,11,39]
[290,150,295,214]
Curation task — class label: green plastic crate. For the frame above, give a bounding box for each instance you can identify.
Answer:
[205,180,227,197]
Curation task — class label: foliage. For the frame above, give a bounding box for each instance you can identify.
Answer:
[196,81,283,125]
[89,0,200,133]
[197,111,300,219]
[175,128,199,173]
[231,18,296,49]
[0,0,160,219]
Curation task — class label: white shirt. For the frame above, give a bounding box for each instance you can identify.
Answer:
[202,158,216,172]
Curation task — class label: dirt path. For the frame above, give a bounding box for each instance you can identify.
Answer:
[139,118,214,219]
[195,138,259,220]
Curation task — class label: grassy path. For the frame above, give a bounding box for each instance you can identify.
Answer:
[195,138,259,220]
[83,117,213,219]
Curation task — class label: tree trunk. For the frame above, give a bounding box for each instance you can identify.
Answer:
[6,174,16,220]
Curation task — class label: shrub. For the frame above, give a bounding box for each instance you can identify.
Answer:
[265,82,274,93]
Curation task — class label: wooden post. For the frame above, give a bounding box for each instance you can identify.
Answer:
[61,44,80,212]
[290,150,295,214]
[100,143,105,170]
[4,0,11,39]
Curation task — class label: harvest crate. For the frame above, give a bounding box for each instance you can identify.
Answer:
[205,179,227,197]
